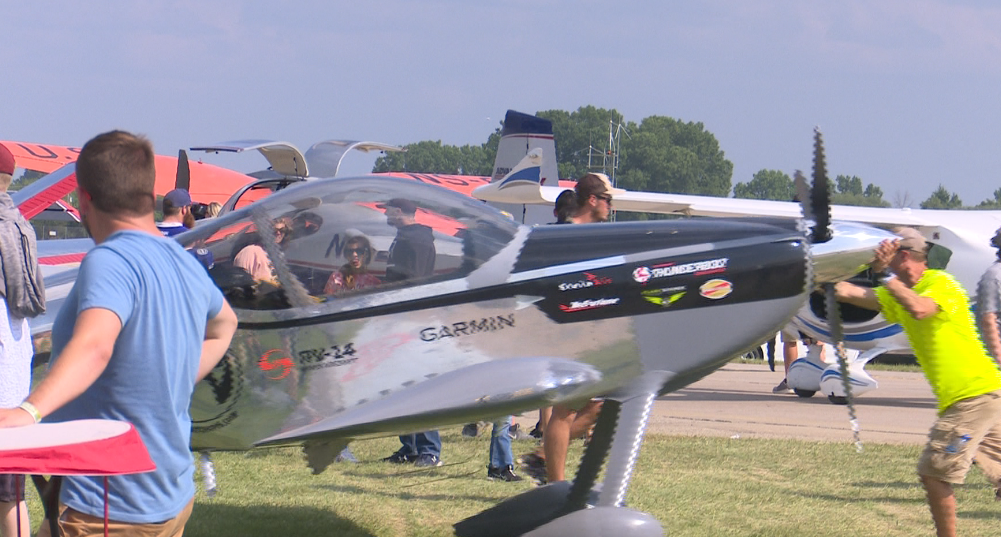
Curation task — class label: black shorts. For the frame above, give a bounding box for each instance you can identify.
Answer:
[0,474,25,502]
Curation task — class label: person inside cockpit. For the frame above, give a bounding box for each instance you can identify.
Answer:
[324,234,381,295]
[233,217,292,286]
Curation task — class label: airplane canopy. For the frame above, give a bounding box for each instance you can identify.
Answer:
[190,140,310,178]
[178,175,520,315]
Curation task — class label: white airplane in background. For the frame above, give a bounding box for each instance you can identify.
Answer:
[473,115,1001,403]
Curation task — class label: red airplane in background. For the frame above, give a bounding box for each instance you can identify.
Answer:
[3,140,254,220]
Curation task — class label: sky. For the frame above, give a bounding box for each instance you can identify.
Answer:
[5,0,1001,207]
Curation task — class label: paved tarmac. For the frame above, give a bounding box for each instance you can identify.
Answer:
[647,363,937,445]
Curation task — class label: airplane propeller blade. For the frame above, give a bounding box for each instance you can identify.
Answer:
[810,127,832,244]
[175,149,191,191]
[793,170,813,222]
[810,127,862,450]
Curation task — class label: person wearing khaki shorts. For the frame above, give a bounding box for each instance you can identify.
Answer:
[836,228,1001,537]
[917,391,1001,488]
[38,499,194,537]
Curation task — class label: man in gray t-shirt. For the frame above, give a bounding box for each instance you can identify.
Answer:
[976,227,1001,365]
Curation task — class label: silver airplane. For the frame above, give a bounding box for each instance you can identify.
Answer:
[182,175,886,534]
[22,136,892,536]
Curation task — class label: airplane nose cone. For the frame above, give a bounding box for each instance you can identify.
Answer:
[810,222,897,284]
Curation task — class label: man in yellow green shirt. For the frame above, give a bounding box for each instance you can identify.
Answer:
[835,227,1001,537]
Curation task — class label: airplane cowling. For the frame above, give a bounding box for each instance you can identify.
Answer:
[514,218,811,395]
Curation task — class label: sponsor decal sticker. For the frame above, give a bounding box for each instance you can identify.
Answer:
[633,258,728,283]
[558,272,612,292]
[559,298,621,312]
[420,314,515,342]
[699,279,733,299]
[641,286,687,307]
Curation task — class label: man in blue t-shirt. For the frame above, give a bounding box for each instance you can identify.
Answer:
[0,131,238,535]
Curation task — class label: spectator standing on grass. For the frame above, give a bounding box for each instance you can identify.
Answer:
[0,142,45,537]
[836,227,1001,537]
[0,131,238,537]
[521,173,621,485]
[378,198,443,468]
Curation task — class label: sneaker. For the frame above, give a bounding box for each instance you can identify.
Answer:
[487,465,524,482]
[462,423,479,437]
[507,423,520,440]
[414,453,443,467]
[528,423,543,439]
[772,378,791,393]
[383,449,416,464]
[519,452,547,485]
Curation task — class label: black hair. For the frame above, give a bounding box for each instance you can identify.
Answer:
[554,189,576,224]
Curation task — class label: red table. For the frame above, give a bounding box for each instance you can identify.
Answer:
[0,420,155,536]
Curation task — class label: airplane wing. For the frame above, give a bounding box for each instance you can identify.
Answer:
[473,169,938,228]
[11,163,79,220]
[4,141,254,205]
[255,356,602,447]
[2,141,79,173]
[612,191,938,227]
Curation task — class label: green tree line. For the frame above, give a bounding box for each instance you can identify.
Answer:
[373,105,1000,210]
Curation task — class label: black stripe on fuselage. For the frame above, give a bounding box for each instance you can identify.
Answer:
[237,218,805,330]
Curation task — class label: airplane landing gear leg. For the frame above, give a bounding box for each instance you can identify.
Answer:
[454,372,671,537]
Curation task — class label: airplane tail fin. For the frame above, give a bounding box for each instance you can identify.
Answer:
[472,149,548,204]
[482,110,563,224]
[491,110,559,186]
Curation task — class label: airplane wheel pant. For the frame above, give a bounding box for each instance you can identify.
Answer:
[521,506,662,537]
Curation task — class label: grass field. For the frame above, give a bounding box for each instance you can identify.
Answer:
[19,428,1001,536]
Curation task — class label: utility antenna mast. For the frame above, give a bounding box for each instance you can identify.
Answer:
[586,119,630,188]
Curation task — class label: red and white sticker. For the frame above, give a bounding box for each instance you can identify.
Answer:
[633,258,728,284]
[632,266,651,283]
[559,272,613,291]
[559,298,621,312]
[699,279,733,300]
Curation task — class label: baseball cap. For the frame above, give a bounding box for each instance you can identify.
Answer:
[575,173,626,199]
[893,227,928,253]
[0,143,15,176]
[164,189,192,207]
[377,198,418,215]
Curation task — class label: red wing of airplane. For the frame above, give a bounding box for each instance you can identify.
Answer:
[3,141,254,214]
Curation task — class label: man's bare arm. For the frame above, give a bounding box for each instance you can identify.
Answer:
[881,277,939,320]
[980,312,1001,365]
[834,281,881,311]
[27,308,122,419]
[196,300,238,382]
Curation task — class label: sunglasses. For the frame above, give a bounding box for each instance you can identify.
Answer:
[345,247,369,256]
[597,194,613,204]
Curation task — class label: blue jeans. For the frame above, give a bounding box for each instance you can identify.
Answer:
[489,416,513,468]
[399,430,441,456]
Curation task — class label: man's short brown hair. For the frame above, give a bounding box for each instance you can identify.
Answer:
[76,130,156,216]
[574,173,624,203]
